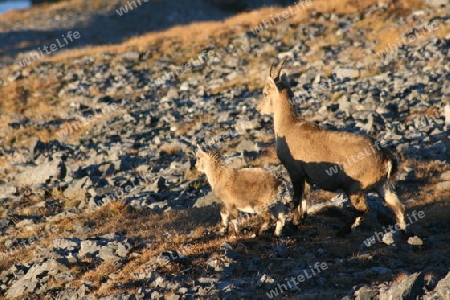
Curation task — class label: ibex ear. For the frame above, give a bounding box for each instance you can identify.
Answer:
[266,76,276,87]
[280,72,289,84]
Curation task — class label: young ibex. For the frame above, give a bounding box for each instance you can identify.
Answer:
[195,144,287,236]
[257,58,406,235]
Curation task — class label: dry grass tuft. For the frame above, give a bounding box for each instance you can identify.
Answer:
[159,144,182,156]
[393,271,410,283]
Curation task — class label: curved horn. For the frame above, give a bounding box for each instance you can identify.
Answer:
[267,62,274,78]
[274,57,288,79]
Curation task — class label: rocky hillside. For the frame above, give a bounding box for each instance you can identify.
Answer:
[0,0,449,299]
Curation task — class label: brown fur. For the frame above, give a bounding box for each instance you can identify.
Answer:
[195,145,287,236]
[257,58,405,234]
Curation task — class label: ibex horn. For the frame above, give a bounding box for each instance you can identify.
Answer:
[268,62,274,78]
[274,57,288,79]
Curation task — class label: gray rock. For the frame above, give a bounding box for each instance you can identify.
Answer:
[407,236,424,246]
[379,272,424,300]
[120,52,140,61]
[338,95,352,113]
[55,284,88,300]
[445,104,450,127]
[429,272,450,299]
[180,81,189,91]
[98,246,121,261]
[54,270,75,283]
[63,177,90,200]
[157,250,188,265]
[14,218,34,229]
[79,240,103,258]
[382,232,396,246]
[52,238,80,251]
[220,242,233,251]
[355,285,379,300]
[257,274,275,287]
[56,253,79,267]
[235,140,258,153]
[333,68,360,80]
[193,192,217,208]
[424,0,448,7]
[436,181,450,191]
[236,118,259,133]
[149,200,168,210]
[15,160,58,185]
[0,184,17,196]
[441,170,450,181]
[147,176,166,193]
[166,88,179,99]
[6,259,68,299]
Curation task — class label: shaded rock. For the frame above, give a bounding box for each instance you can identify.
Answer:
[56,253,79,267]
[379,272,424,300]
[193,192,217,208]
[148,176,166,193]
[257,274,275,288]
[355,267,392,277]
[157,250,188,265]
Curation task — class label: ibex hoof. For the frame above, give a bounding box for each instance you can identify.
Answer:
[274,232,284,238]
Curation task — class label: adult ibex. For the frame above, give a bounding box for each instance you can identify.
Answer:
[257,58,405,235]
